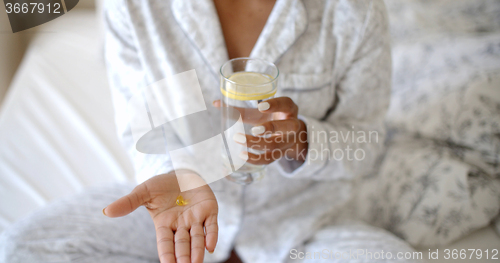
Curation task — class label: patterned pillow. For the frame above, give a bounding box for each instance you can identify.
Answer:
[385,0,500,178]
[387,70,500,178]
[355,0,500,247]
[385,0,500,42]
[355,138,500,247]
[358,66,500,247]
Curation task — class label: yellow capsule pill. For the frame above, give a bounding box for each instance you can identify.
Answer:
[176,195,188,206]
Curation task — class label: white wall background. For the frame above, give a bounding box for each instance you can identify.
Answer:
[0,0,98,105]
[0,3,24,105]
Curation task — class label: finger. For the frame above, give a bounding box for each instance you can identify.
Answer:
[212,100,221,107]
[246,150,283,165]
[204,213,218,253]
[215,101,270,125]
[240,134,291,152]
[103,183,151,218]
[190,224,205,263]
[251,119,302,136]
[257,97,298,117]
[156,226,175,263]
[175,227,191,263]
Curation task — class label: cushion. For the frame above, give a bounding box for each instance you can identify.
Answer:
[356,137,500,247]
[354,0,500,247]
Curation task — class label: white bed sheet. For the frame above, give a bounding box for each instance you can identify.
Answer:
[0,10,134,233]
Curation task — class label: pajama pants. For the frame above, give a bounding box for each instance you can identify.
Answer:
[0,185,420,263]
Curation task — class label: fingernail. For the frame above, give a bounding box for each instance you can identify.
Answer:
[233,133,246,144]
[209,251,214,254]
[239,151,248,160]
[258,102,270,111]
[102,207,107,216]
[251,126,266,136]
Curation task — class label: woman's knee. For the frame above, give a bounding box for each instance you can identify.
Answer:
[0,219,61,263]
[0,184,147,263]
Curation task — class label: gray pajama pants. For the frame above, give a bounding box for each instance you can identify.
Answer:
[0,185,420,263]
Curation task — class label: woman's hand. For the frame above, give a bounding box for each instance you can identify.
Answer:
[214,97,308,165]
[103,172,218,263]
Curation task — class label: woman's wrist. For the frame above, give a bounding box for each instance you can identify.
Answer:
[286,119,308,163]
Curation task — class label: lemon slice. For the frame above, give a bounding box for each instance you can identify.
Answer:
[221,72,276,101]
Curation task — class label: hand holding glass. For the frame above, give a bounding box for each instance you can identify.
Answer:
[219,58,279,185]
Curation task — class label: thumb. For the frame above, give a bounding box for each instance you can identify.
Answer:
[103,184,151,218]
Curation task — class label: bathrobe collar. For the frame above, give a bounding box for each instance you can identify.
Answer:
[172,0,308,76]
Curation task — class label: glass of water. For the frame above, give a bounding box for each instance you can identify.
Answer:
[220,57,279,185]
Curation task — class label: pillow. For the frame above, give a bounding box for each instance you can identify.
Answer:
[384,0,500,43]
[355,137,500,247]
[360,72,500,247]
[384,0,500,178]
[388,70,500,178]
[357,0,500,248]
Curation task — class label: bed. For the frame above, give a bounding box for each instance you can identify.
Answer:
[0,10,135,230]
[0,1,498,262]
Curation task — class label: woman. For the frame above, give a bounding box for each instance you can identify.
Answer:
[1,0,419,262]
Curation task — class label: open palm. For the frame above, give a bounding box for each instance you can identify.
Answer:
[103,172,218,263]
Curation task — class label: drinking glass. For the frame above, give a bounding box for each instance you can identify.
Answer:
[220,57,279,185]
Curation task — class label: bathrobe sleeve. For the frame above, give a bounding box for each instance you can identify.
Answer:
[276,0,392,180]
[103,0,199,184]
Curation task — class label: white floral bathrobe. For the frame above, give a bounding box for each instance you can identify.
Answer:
[104,0,415,262]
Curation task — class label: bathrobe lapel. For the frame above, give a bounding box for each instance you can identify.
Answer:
[172,0,308,74]
[172,0,229,77]
[249,0,308,64]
